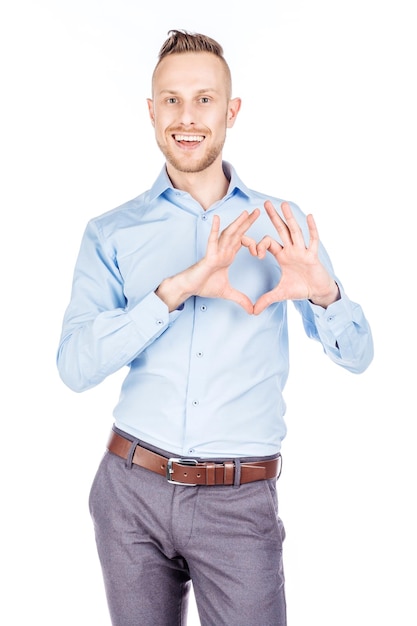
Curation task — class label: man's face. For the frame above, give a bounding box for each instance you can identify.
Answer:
[148,52,240,174]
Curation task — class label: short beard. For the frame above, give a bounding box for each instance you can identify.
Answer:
[157,137,226,174]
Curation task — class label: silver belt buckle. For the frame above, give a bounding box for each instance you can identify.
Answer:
[166,458,198,485]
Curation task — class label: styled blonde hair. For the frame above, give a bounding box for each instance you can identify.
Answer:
[153,29,232,97]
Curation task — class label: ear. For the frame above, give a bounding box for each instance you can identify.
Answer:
[226,97,242,128]
[147,98,155,127]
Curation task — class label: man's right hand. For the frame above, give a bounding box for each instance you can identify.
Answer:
[155,209,260,314]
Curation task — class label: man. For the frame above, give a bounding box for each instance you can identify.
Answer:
[57,30,373,626]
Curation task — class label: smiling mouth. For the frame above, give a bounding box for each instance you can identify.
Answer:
[173,134,205,143]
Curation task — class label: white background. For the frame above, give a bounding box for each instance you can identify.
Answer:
[1,1,415,624]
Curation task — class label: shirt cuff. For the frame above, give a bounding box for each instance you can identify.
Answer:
[126,291,183,341]
[308,288,355,337]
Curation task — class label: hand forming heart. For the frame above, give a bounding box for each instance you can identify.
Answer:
[250,200,340,314]
[156,200,339,314]
[197,199,339,314]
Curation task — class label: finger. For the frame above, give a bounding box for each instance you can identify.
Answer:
[256,235,283,259]
[306,213,319,254]
[279,201,306,247]
[253,288,282,315]
[235,208,260,238]
[241,235,258,256]
[223,209,260,238]
[263,201,292,246]
[208,214,221,242]
[226,288,254,314]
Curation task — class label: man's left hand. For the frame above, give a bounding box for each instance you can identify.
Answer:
[252,200,340,315]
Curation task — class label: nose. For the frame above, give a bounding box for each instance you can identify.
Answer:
[178,101,197,126]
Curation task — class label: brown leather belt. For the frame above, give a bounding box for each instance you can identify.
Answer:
[107,431,281,486]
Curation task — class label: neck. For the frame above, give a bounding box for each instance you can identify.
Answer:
[166,160,229,210]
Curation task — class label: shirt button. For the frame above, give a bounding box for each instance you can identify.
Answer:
[200,305,207,312]
[192,400,199,407]
[189,449,195,454]
[327,315,335,322]
[156,319,164,326]
[201,214,208,221]
[196,351,204,358]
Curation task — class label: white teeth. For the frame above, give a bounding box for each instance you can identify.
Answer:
[174,134,204,142]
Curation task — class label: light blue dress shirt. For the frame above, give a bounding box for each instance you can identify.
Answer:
[57,162,373,458]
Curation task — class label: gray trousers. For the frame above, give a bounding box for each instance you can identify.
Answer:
[89,442,287,626]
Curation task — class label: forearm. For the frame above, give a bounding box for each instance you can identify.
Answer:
[57,292,171,391]
[297,290,374,373]
[155,259,209,312]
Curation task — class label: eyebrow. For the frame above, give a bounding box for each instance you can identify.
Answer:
[158,88,220,96]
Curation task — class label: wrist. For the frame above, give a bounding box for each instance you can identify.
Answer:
[155,276,187,312]
[155,261,207,312]
[309,281,340,309]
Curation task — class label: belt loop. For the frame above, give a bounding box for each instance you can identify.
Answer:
[126,438,140,469]
[277,454,283,480]
[233,459,241,487]
[206,462,216,485]
[223,461,234,485]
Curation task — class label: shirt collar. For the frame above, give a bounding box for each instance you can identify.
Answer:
[148,161,251,202]
[222,161,251,199]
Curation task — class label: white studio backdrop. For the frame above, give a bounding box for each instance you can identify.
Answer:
[1,1,415,624]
